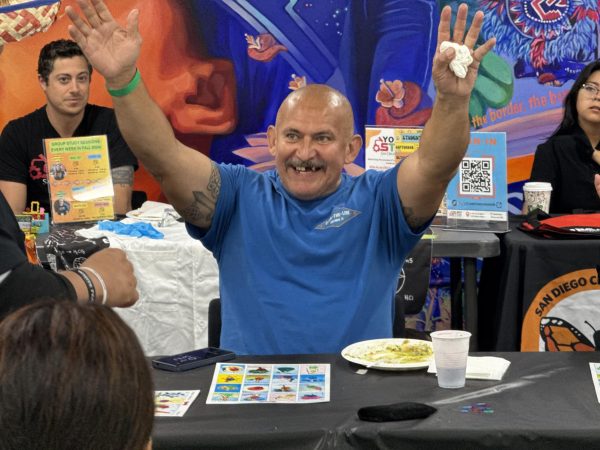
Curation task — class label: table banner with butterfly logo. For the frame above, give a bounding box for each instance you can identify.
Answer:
[521,266,600,352]
[44,135,115,224]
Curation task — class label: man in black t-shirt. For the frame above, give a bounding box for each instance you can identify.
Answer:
[0,39,137,216]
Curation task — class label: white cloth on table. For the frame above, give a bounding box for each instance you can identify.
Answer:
[77,206,219,356]
[125,200,181,227]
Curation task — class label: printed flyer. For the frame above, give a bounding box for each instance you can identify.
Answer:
[446,131,508,232]
[44,135,115,223]
[207,363,330,404]
[364,126,422,171]
[364,126,446,223]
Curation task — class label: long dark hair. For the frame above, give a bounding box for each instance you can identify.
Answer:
[0,301,154,450]
[552,59,600,137]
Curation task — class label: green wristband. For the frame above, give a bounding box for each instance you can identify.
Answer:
[107,69,141,97]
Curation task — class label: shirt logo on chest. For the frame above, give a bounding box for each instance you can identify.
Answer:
[315,206,361,230]
[29,154,47,181]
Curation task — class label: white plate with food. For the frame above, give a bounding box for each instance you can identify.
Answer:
[341,338,433,371]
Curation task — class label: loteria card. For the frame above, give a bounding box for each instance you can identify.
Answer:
[207,363,331,404]
[154,390,201,417]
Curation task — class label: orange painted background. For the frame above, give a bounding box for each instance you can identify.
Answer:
[0,0,237,201]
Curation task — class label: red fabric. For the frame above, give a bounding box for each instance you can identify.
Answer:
[520,213,600,239]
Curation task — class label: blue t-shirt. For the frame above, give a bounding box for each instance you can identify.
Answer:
[188,164,426,355]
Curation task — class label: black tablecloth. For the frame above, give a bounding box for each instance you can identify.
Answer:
[478,217,600,351]
[152,352,600,449]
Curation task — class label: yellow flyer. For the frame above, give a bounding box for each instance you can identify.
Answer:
[44,135,115,223]
[364,126,445,222]
[364,126,423,171]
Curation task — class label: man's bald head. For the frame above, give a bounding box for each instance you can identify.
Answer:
[276,84,355,137]
[266,83,363,200]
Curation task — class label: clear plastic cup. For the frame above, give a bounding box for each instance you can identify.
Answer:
[522,182,552,214]
[430,330,471,388]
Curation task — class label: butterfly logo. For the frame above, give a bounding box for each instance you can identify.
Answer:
[540,317,600,351]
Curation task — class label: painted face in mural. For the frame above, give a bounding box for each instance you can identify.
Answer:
[267,85,362,201]
[132,0,236,138]
[577,70,600,131]
[40,56,90,118]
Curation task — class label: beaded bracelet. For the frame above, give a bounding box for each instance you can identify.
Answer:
[81,267,108,305]
[107,69,141,97]
[73,268,96,303]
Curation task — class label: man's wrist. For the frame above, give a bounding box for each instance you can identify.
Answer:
[60,270,94,303]
[106,68,140,96]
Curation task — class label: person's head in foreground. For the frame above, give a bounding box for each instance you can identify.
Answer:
[0,300,154,450]
[554,59,600,137]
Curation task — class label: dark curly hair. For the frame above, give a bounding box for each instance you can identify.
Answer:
[37,39,93,83]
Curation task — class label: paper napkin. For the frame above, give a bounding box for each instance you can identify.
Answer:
[428,356,511,381]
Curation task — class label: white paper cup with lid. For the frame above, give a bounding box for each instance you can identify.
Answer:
[522,182,552,214]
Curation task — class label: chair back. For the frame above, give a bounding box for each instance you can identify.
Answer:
[208,298,221,348]
[131,190,148,210]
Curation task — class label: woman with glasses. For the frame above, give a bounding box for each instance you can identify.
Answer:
[530,60,600,214]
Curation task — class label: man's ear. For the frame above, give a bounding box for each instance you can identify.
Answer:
[267,125,277,156]
[345,134,363,164]
[38,75,47,91]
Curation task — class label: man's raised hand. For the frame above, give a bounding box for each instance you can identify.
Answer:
[433,3,496,99]
[66,0,141,86]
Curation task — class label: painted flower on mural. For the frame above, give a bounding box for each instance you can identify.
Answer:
[375,79,405,109]
[374,79,432,126]
[245,33,287,62]
[289,74,307,90]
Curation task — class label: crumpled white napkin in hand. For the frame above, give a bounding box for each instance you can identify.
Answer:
[428,356,511,381]
[440,41,473,79]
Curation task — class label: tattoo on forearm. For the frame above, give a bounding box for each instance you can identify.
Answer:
[181,163,221,227]
[207,163,220,200]
[111,166,134,185]
[403,206,430,230]
[182,191,215,224]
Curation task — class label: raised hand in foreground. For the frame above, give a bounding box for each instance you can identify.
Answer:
[66,0,141,88]
[432,4,496,100]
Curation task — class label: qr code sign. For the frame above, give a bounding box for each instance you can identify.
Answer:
[459,157,493,196]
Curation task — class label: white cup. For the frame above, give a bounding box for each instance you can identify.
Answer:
[430,330,471,389]
[522,182,552,214]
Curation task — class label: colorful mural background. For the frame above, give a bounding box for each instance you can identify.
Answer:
[1,0,598,330]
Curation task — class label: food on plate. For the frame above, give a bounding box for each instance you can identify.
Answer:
[346,339,433,364]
